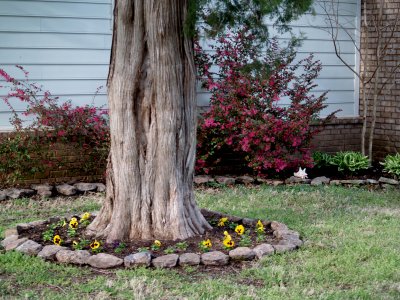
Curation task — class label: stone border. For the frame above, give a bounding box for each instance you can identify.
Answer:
[194,175,400,188]
[0,182,106,201]
[0,209,303,269]
[1,175,398,202]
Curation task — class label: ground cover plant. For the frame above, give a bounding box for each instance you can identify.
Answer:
[1,186,399,299]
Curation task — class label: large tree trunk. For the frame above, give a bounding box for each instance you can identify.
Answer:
[87,0,211,242]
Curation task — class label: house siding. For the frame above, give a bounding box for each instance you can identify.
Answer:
[0,0,113,128]
[0,0,361,130]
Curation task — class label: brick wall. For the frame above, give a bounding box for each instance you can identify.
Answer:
[0,131,105,188]
[360,0,400,160]
[311,118,363,154]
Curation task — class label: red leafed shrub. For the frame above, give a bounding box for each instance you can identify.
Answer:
[0,66,109,185]
[195,29,331,176]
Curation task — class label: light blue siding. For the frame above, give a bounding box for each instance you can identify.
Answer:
[0,0,360,130]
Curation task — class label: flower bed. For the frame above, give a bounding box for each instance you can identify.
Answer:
[1,209,302,269]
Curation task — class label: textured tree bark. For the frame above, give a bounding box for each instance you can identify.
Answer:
[87,0,211,242]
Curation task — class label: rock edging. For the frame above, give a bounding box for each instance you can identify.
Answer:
[1,209,303,269]
[1,175,398,202]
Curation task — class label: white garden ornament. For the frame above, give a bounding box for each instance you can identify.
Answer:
[294,167,308,179]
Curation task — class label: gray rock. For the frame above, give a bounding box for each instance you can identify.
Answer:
[329,180,341,185]
[15,240,43,256]
[270,221,288,232]
[201,251,229,266]
[310,176,330,186]
[229,247,255,261]
[94,183,106,192]
[1,235,19,248]
[88,253,123,269]
[38,245,67,260]
[124,252,152,268]
[31,184,53,191]
[378,177,399,185]
[194,175,214,185]
[179,253,200,266]
[200,209,224,219]
[280,237,303,247]
[56,184,77,196]
[215,176,235,185]
[0,191,7,201]
[56,250,91,265]
[74,182,97,193]
[253,244,275,259]
[5,237,28,251]
[273,229,300,239]
[242,218,257,226]
[258,179,284,186]
[273,243,297,253]
[152,254,179,268]
[36,190,53,197]
[366,179,379,185]
[5,188,35,199]
[228,215,243,223]
[17,220,47,234]
[285,176,311,184]
[340,180,366,185]
[235,176,254,184]
[4,228,18,237]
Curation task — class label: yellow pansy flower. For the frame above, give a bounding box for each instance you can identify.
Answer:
[81,212,91,221]
[90,240,100,250]
[69,219,79,230]
[223,239,235,248]
[235,224,245,235]
[218,217,228,227]
[154,240,162,247]
[53,235,62,246]
[202,239,212,248]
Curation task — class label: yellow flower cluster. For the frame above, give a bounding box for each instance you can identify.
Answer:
[256,220,265,233]
[218,217,228,227]
[223,231,234,248]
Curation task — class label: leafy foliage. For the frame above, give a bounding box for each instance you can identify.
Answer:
[186,0,313,42]
[380,153,400,177]
[195,28,330,175]
[330,151,369,173]
[0,66,109,186]
[312,151,334,169]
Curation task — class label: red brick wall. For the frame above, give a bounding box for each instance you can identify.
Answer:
[0,131,105,188]
[360,0,400,159]
[311,118,363,154]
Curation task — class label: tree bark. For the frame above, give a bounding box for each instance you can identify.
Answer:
[87,0,211,242]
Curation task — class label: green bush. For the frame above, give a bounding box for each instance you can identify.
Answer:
[312,151,333,169]
[330,151,369,173]
[380,153,400,177]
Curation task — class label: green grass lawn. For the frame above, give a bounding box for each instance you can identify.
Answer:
[1,185,400,299]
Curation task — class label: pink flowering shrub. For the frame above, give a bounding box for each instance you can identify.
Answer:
[0,66,109,185]
[195,29,332,175]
